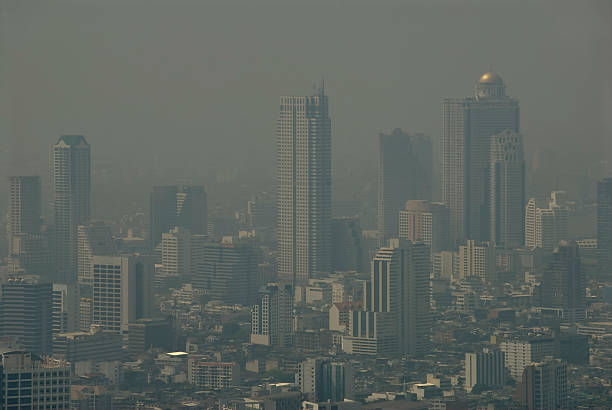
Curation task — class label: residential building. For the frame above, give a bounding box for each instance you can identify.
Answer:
[465,349,506,392]
[501,338,557,380]
[0,278,53,355]
[378,129,432,242]
[525,192,569,251]
[296,358,354,402]
[489,130,525,249]
[459,240,496,282]
[441,72,519,246]
[187,358,240,389]
[250,283,293,347]
[399,200,450,252]
[277,85,332,285]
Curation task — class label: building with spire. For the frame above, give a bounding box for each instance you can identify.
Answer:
[441,72,519,246]
[277,83,331,285]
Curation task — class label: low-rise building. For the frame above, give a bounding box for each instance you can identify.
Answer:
[187,357,240,389]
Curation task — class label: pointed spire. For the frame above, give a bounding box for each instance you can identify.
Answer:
[320,76,325,96]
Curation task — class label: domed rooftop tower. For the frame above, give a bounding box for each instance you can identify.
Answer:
[474,71,506,98]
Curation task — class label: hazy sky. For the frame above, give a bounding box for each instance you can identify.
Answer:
[1,0,611,211]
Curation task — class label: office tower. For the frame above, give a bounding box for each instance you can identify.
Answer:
[489,130,525,249]
[176,185,208,235]
[250,283,293,347]
[377,129,432,242]
[464,349,506,392]
[187,358,240,389]
[77,222,116,286]
[127,317,174,355]
[277,85,332,285]
[342,240,430,356]
[441,72,520,245]
[52,283,69,335]
[0,350,71,409]
[541,241,585,323]
[517,358,568,410]
[7,176,48,275]
[149,185,178,249]
[0,278,53,355]
[161,227,193,277]
[501,338,557,380]
[195,236,257,305]
[296,358,354,402]
[331,216,364,272]
[525,192,569,251]
[399,200,450,253]
[597,178,612,276]
[91,255,153,334]
[53,135,91,284]
[458,240,496,282]
[52,325,123,364]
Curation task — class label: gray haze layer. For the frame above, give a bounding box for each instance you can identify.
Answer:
[1,0,611,219]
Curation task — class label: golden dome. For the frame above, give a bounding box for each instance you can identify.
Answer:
[479,72,503,84]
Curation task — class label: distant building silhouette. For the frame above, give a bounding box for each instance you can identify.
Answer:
[597,178,612,276]
[525,192,569,251]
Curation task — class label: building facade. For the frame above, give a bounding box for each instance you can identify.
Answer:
[296,358,354,402]
[517,358,568,410]
[465,349,505,392]
[525,192,569,251]
[277,87,332,285]
[399,200,450,253]
[250,283,293,347]
[597,178,612,276]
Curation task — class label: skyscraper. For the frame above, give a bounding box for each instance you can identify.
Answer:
[52,135,91,283]
[176,185,208,236]
[399,200,450,253]
[458,240,496,282]
[465,349,506,392]
[250,283,293,347]
[525,192,569,251]
[296,358,354,402]
[277,85,332,285]
[517,358,569,410]
[377,129,432,242]
[149,185,178,249]
[441,72,519,246]
[77,222,116,287]
[541,240,585,323]
[489,130,525,249]
[0,278,53,355]
[597,178,612,276]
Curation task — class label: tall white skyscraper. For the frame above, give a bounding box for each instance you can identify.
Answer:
[489,130,525,249]
[441,72,519,246]
[53,135,91,283]
[277,85,331,285]
[525,192,569,251]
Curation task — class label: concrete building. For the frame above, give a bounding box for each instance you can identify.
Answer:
[127,317,174,355]
[277,85,332,285]
[399,200,450,253]
[250,283,293,347]
[441,72,520,246]
[465,349,506,392]
[52,135,91,284]
[597,178,612,276]
[0,350,70,409]
[541,241,585,323]
[489,130,525,249]
[52,283,69,336]
[161,226,193,277]
[149,185,179,249]
[342,240,430,356]
[91,255,153,335]
[517,358,568,410]
[377,129,432,242]
[459,240,496,282]
[296,358,354,402]
[52,325,123,364]
[501,338,557,380]
[187,358,240,389]
[0,278,53,355]
[331,216,364,272]
[525,192,569,251]
[77,222,116,286]
[195,236,258,305]
[329,301,362,333]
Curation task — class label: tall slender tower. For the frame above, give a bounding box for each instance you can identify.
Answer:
[377,129,432,242]
[441,72,519,246]
[597,178,612,276]
[489,130,525,249]
[277,84,331,285]
[53,135,91,283]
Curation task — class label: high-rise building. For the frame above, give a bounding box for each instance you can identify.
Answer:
[489,130,525,249]
[176,185,208,236]
[247,193,276,228]
[458,240,496,282]
[597,178,612,276]
[0,350,71,409]
[331,216,364,272]
[517,358,568,410]
[342,240,430,356]
[296,358,354,402]
[377,129,432,242]
[52,283,69,335]
[195,236,257,305]
[277,86,332,285]
[7,176,48,276]
[52,135,91,284]
[541,241,585,323]
[399,200,450,253]
[77,222,116,287]
[465,349,506,392]
[149,185,178,249]
[525,192,569,251]
[0,278,53,355]
[501,338,557,380]
[250,283,293,347]
[91,255,153,334]
[161,227,193,277]
[441,72,520,246]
